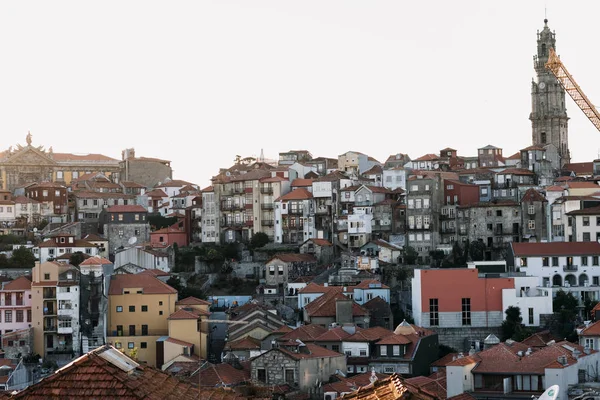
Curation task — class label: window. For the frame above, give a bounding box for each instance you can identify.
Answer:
[496,210,502,217]
[257,369,266,383]
[529,308,534,325]
[447,184,454,190]
[594,256,599,266]
[380,346,387,356]
[384,366,396,374]
[585,338,594,350]
[462,298,471,326]
[5,311,11,323]
[141,305,148,312]
[116,306,123,312]
[542,257,549,267]
[142,325,148,335]
[159,311,163,315]
[528,205,535,215]
[583,256,589,266]
[367,293,373,301]
[429,298,439,326]
[16,310,23,323]
[44,273,50,280]
[141,342,147,349]
[128,342,135,349]
[528,220,535,230]
[552,257,559,267]
[393,345,400,356]
[129,306,135,312]
[332,344,340,353]
[584,217,591,226]
[285,369,294,385]
[597,216,600,226]
[359,349,367,356]
[129,325,136,335]
[520,258,527,267]
[27,310,31,322]
[584,232,591,242]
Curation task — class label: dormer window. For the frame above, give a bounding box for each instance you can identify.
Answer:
[60,237,65,243]
[69,237,74,243]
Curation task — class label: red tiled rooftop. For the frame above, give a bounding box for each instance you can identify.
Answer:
[2,276,31,291]
[291,178,313,187]
[79,256,113,266]
[176,296,211,306]
[268,253,317,263]
[512,241,600,256]
[108,274,177,295]
[168,308,210,320]
[276,188,313,201]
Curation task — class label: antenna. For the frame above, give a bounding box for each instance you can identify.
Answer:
[128,237,138,246]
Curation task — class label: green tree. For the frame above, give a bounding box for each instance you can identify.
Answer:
[10,247,36,268]
[69,252,86,267]
[429,250,445,268]
[553,290,578,312]
[501,306,524,341]
[148,215,178,230]
[438,344,457,359]
[469,240,485,261]
[550,290,579,341]
[166,276,206,301]
[249,232,269,250]
[403,246,418,265]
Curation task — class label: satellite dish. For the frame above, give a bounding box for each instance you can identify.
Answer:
[128,237,138,245]
[538,385,559,400]
[33,228,38,232]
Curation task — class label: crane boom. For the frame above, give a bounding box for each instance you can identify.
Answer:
[545,47,600,132]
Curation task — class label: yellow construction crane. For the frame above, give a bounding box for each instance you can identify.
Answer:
[545,47,600,132]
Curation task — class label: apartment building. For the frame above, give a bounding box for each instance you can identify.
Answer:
[200,186,218,243]
[107,274,177,367]
[274,188,315,245]
[0,277,32,338]
[31,262,81,358]
[35,233,99,263]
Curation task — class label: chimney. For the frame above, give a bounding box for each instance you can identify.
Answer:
[336,299,353,324]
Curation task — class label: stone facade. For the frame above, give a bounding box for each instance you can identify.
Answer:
[104,223,151,255]
[119,149,173,189]
[432,326,503,352]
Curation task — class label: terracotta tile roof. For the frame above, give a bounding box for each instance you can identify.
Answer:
[580,320,600,336]
[197,362,251,387]
[521,188,547,203]
[447,393,477,400]
[298,282,336,294]
[52,152,118,162]
[108,273,177,295]
[152,226,184,234]
[138,268,170,277]
[278,324,328,342]
[566,181,599,189]
[506,151,521,160]
[79,256,112,266]
[37,238,96,248]
[268,253,317,263]
[363,165,383,175]
[276,188,313,201]
[201,185,214,192]
[303,238,332,247]
[564,162,594,175]
[13,195,39,204]
[2,276,31,291]
[155,179,195,188]
[354,279,389,289]
[414,153,439,162]
[496,168,535,176]
[224,336,261,351]
[169,308,210,319]
[512,241,600,256]
[405,375,446,400]
[259,176,287,183]
[176,296,211,306]
[165,337,195,347]
[271,325,294,334]
[9,345,203,399]
[120,181,146,188]
[275,343,343,360]
[304,291,368,318]
[566,205,600,216]
[106,205,147,213]
[340,373,443,399]
[83,233,106,241]
[145,188,169,198]
[431,352,459,368]
[314,326,355,342]
[345,326,394,342]
[376,334,412,345]
[291,178,313,187]
[446,355,479,367]
[545,185,565,191]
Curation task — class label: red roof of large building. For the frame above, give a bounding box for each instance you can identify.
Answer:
[512,241,600,256]
[276,188,313,201]
[108,274,177,295]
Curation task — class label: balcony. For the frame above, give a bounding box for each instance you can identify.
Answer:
[440,227,456,234]
[220,203,244,211]
[245,204,253,210]
[261,203,274,210]
[563,265,578,272]
[244,221,254,227]
[222,221,244,228]
[354,201,373,207]
[233,186,244,194]
[43,288,56,299]
[260,187,273,194]
[288,209,304,215]
[262,220,274,227]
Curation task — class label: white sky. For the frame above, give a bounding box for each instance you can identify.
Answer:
[1,1,600,187]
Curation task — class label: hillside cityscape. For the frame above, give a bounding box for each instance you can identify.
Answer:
[0,17,597,400]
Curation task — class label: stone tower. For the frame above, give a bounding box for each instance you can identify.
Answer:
[530,19,570,168]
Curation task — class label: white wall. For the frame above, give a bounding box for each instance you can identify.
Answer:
[446,364,476,398]
[411,270,423,326]
[545,363,578,400]
[341,341,370,357]
[501,276,553,326]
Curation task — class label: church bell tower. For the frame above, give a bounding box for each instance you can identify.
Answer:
[530,19,570,167]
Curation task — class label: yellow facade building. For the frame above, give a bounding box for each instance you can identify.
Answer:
[107,274,177,367]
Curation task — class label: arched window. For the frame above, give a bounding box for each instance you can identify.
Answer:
[541,43,547,56]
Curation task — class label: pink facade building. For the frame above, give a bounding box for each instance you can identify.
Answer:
[0,276,32,335]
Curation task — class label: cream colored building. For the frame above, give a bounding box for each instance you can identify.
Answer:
[106,274,177,367]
